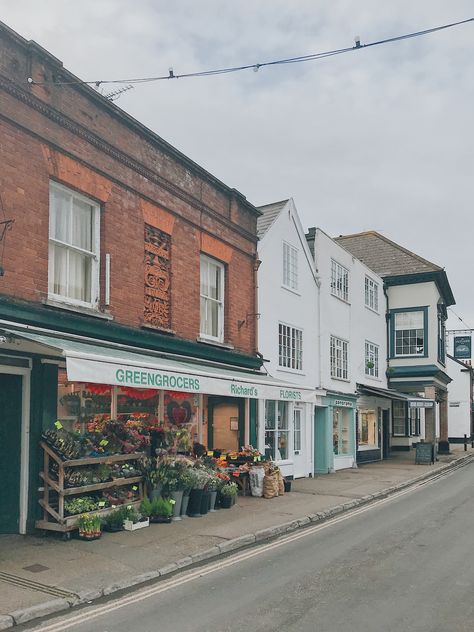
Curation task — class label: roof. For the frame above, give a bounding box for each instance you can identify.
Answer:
[334,231,442,277]
[256,199,289,239]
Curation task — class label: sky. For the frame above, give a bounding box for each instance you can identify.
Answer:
[2,1,473,330]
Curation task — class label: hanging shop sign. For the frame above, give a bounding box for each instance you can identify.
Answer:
[66,356,317,403]
[333,399,354,408]
[454,335,472,360]
[409,400,434,408]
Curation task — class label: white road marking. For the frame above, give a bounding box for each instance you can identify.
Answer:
[29,463,468,632]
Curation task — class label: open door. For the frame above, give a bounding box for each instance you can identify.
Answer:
[207,397,245,451]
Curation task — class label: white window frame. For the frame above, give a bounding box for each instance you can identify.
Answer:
[365,275,379,312]
[365,341,379,378]
[200,254,225,343]
[48,181,100,309]
[331,259,349,302]
[264,400,290,462]
[293,407,302,454]
[282,241,298,291]
[330,335,349,380]
[394,310,425,357]
[279,323,303,371]
[392,401,407,436]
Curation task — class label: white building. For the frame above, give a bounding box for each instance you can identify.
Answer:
[446,355,473,442]
[306,228,396,469]
[256,199,322,478]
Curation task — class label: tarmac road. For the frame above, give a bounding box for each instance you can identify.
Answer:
[24,461,474,632]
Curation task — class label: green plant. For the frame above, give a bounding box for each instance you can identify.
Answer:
[140,497,153,518]
[179,469,196,494]
[102,508,126,531]
[366,361,375,369]
[77,513,102,533]
[119,505,142,523]
[150,496,173,518]
[192,468,211,490]
[220,482,238,498]
[206,473,220,491]
[64,496,102,515]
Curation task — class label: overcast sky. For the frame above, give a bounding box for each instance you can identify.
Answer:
[2,1,473,330]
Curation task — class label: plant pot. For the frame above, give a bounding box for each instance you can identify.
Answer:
[209,490,218,512]
[219,495,233,509]
[102,525,123,533]
[170,490,184,521]
[78,530,102,540]
[200,490,210,515]
[284,479,292,493]
[180,494,190,518]
[149,484,163,500]
[149,515,172,524]
[187,489,203,517]
[123,518,150,531]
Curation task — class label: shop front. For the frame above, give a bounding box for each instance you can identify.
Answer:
[314,392,357,474]
[0,327,316,534]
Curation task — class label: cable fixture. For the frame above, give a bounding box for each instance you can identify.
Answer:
[27,16,473,89]
[448,307,473,331]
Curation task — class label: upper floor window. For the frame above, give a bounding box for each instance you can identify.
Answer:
[330,335,349,380]
[437,306,446,364]
[331,259,349,302]
[279,323,303,371]
[282,242,298,290]
[200,255,225,342]
[365,341,379,378]
[48,182,100,308]
[394,310,425,356]
[365,276,379,312]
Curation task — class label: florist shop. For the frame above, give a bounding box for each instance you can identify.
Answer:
[0,327,315,534]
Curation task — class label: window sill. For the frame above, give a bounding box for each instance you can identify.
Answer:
[277,367,305,376]
[281,285,301,297]
[357,445,379,451]
[363,374,382,381]
[330,293,351,306]
[365,305,380,315]
[196,336,235,350]
[331,376,351,383]
[43,298,113,320]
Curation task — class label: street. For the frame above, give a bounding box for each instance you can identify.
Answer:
[23,461,474,632]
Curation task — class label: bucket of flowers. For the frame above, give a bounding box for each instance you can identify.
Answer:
[77,513,103,540]
[219,482,238,509]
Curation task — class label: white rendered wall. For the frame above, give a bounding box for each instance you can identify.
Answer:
[446,356,472,439]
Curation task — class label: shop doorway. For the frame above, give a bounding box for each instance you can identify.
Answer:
[207,397,245,451]
[293,407,306,478]
[0,374,23,533]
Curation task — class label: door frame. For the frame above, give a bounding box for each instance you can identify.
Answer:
[0,362,31,534]
[207,396,245,450]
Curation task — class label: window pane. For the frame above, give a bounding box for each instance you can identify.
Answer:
[265,401,276,429]
[209,264,219,300]
[395,311,423,330]
[69,251,92,303]
[278,430,288,459]
[51,188,70,242]
[200,258,209,296]
[50,244,67,296]
[71,198,93,251]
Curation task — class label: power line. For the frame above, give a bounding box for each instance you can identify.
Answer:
[448,307,473,331]
[27,16,473,89]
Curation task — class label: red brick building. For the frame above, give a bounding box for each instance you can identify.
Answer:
[0,21,280,533]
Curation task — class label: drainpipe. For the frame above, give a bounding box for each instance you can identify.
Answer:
[254,253,262,356]
[384,284,390,381]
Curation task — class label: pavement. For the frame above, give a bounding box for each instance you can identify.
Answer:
[0,445,472,629]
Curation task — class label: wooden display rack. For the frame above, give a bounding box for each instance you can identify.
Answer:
[36,441,145,537]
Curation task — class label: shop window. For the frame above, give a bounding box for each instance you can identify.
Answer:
[283,241,298,291]
[264,401,289,461]
[331,259,349,302]
[365,341,379,378]
[279,323,303,371]
[48,181,100,308]
[200,254,225,342]
[365,276,379,312]
[392,401,407,436]
[293,408,302,453]
[409,407,421,436]
[358,410,378,448]
[330,335,349,380]
[333,407,351,455]
[393,310,426,357]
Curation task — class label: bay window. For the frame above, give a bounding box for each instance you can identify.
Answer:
[393,309,426,357]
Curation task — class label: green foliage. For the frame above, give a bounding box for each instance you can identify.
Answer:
[140,497,153,518]
[102,508,126,530]
[77,513,102,533]
[150,496,173,518]
[64,496,102,515]
[220,482,238,498]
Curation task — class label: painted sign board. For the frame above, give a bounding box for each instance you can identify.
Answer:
[66,356,317,403]
[333,399,354,408]
[454,335,472,359]
[415,441,434,464]
[409,400,434,408]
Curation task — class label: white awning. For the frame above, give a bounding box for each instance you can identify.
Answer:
[2,328,322,403]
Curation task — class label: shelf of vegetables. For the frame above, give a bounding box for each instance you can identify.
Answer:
[36,426,147,535]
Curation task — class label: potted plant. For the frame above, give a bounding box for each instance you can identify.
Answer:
[77,513,102,540]
[219,482,238,509]
[179,469,196,518]
[207,474,219,512]
[102,507,126,532]
[187,469,209,517]
[148,496,173,523]
[121,505,149,531]
[167,472,184,521]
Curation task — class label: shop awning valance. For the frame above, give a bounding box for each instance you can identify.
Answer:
[3,328,322,403]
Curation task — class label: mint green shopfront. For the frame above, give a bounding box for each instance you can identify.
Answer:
[314,392,357,474]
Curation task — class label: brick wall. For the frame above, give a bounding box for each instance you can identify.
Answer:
[0,24,258,355]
